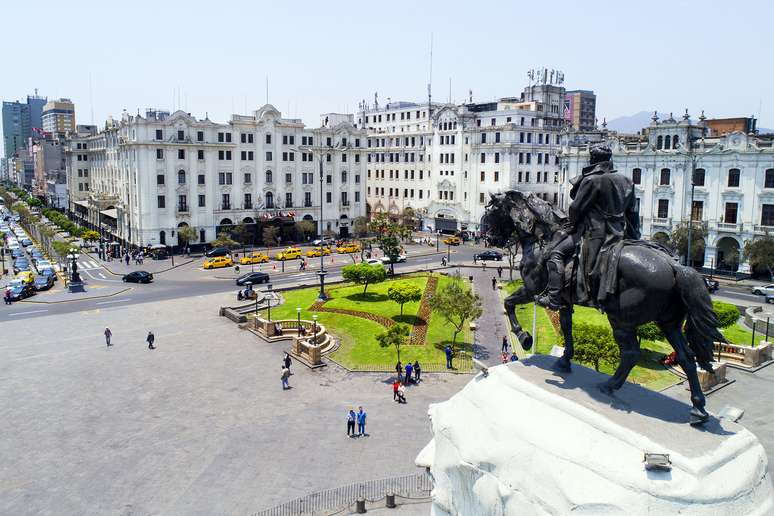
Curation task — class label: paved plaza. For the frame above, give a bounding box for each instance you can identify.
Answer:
[0,292,469,515]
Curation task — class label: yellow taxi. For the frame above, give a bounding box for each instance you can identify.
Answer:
[305,246,331,258]
[203,256,234,269]
[336,242,361,254]
[443,236,461,246]
[18,271,34,285]
[239,251,270,265]
[274,247,302,261]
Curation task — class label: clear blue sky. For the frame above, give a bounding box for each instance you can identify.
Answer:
[3,0,773,130]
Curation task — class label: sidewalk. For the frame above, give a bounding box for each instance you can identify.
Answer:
[84,252,194,276]
[19,282,131,304]
[466,265,513,365]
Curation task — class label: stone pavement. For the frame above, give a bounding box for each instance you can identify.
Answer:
[84,251,195,276]
[0,292,470,515]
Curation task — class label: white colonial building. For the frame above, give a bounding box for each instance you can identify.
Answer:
[358,76,568,234]
[561,111,774,274]
[65,105,367,249]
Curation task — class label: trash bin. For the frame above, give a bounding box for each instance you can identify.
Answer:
[356,496,366,513]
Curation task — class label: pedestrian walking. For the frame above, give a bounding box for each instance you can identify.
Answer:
[393,380,400,401]
[347,409,356,437]
[441,256,447,267]
[4,289,11,304]
[502,352,509,364]
[283,352,292,374]
[492,276,497,290]
[497,266,503,279]
[501,335,509,353]
[146,331,155,350]
[357,406,367,436]
[281,365,290,390]
[124,253,130,266]
[445,345,453,369]
[482,261,487,270]
[473,254,477,264]
[413,360,421,383]
[395,360,403,382]
[396,383,406,403]
[104,327,112,347]
[404,361,413,385]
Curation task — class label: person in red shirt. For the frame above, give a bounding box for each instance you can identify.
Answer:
[393,380,400,402]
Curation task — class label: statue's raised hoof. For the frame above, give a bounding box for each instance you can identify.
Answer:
[553,358,571,373]
[598,383,615,397]
[518,332,533,351]
[689,407,710,426]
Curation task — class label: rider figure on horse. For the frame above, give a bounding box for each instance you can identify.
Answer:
[536,145,640,310]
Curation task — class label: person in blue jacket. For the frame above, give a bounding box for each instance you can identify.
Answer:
[357,406,367,436]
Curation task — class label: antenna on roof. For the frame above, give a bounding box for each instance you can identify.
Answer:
[427,33,433,116]
[266,75,269,105]
[88,72,94,124]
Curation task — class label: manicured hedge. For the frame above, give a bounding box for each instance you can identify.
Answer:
[712,300,740,328]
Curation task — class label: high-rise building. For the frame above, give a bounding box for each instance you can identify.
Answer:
[564,90,596,131]
[42,98,76,137]
[2,91,47,158]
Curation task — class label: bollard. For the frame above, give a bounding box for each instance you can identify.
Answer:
[751,320,756,347]
[356,496,366,513]
[386,492,396,508]
[766,317,770,345]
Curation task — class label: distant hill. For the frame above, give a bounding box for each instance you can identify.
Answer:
[606,111,667,134]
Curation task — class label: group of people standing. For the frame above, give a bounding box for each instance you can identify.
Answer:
[394,360,421,384]
[346,407,367,437]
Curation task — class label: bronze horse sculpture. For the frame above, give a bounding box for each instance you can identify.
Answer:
[484,190,725,425]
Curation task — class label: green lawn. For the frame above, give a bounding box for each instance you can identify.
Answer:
[266,273,472,370]
[722,322,755,346]
[501,280,680,391]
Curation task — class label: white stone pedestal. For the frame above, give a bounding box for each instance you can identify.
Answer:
[416,355,772,515]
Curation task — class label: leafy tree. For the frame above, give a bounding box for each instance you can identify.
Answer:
[212,231,238,249]
[380,235,402,274]
[52,241,80,259]
[571,322,620,372]
[503,235,519,281]
[27,197,42,208]
[342,262,386,294]
[262,226,279,247]
[376,324,410,364]
[401,207,417,230]
[82,230,101,242]
[429,274,483,350]
[636,322,664,345]
[352,216,369,238]
[296,220,316,240]
[233,222,250,253]
[368,213,393,238]
[387,282,423,316]
[177,226,198,250]
[670,224,707,265]
[651,232,671,247]
[744,234,774,279]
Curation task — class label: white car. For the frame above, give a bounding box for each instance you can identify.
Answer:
[36,260,52,271]
[7,241,20,250]
[381,254,407,264]
[365,258,384,266]
[751,284,774,296]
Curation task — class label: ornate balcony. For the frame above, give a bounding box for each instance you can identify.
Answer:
[651,218,672,228]
[754,224,774,234]
[714,222,743,232]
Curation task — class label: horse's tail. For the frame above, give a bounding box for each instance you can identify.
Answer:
[673,264,726,369]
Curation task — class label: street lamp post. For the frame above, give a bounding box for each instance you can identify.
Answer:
[317,152,327,301]
[686,152,698,268]
[266,282,273,321]
[436,231,439,251]
[296,307,302,334]
[447,242,451,264]
[312,314,318,345]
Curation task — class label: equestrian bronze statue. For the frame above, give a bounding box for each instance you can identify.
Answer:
[483,149,724,426]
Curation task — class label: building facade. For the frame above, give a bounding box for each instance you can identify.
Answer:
[65,105,367,249]
[2,92,47,160]
[358,78,568,234]
[564,90,597,131]
[42,98,76,137]
[32,139,67,207]
[561,111,774,273]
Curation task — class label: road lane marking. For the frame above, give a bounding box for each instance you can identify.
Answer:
[95,298,132,305]
[7,309,49,316]
[98,273,106,279]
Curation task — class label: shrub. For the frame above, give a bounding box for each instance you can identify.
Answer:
[712,300,739,328]
[571,322,620,372]
[636,322,664,343]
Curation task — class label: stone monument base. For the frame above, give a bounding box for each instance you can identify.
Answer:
[416,355,772,515]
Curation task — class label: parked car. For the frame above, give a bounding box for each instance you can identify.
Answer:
[274,247,302,261]
[751,284,774,296]
[33,274,55,291]
[17,270,34,284]
[313,238,336,247]
[239,251,269,265]
[365,258,382,266]
[203,256,233,269]
[39,267,57,281]
[205,247,231,258]
[7,283,34,301]
[766,294,774,304]
[336,243,360,254]
[443,236,461,246]
[236,271,270,286]
[21,238,32,247]
[122,271,154,283]
[306,246,331,258]
[14,259,30,273]
[476,250,504,261]
[703,276,719,293]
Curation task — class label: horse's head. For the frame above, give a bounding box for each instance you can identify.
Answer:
[483,190,566,247]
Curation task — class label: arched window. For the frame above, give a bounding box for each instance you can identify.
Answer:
[672,134,679,148]
[664,135,671,150]
[728,168,740,188]
[693,168,705,186]
[265,192,274,209]
[265,170,273,184]
[656,135,663,149]
[659,168,671,186]
[766,169,774,189]
[159,230,166,245]
[632,168,642,185]
[177,170,186,184]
